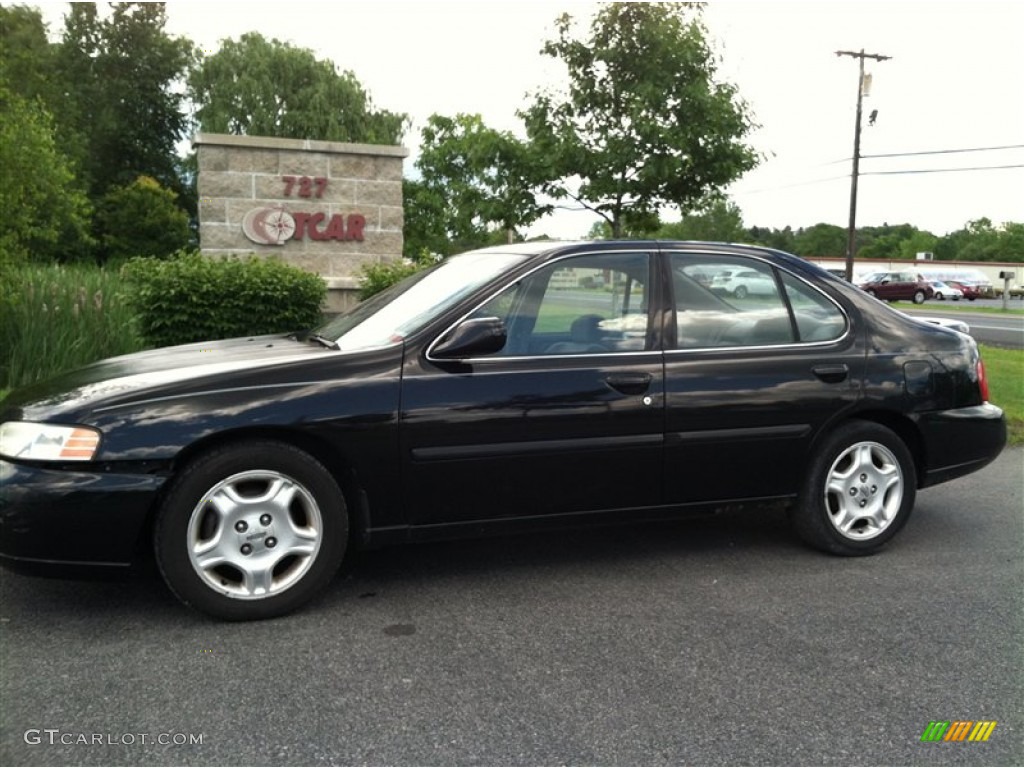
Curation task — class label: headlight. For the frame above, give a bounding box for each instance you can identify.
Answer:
[0,422,101,461]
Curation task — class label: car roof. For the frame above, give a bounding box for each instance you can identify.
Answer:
[468,239,809,262]
[459,240,831,283]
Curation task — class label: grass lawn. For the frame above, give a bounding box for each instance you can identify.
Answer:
[981,344,1024,445]
[893,302,1024,315]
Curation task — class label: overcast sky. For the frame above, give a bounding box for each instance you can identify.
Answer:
[38,0,1024,239]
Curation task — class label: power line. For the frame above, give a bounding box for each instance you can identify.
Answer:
[861,163,1024,176]
[828,143,1024,164]
[862,144,1024,160]
[732,161,1022,197]
[732,174,849,196]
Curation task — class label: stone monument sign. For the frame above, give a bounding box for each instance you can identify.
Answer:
[195,133,408,311]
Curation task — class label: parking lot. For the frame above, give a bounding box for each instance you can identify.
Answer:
[1,447,1021,766]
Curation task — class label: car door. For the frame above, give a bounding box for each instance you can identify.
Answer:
[873,273,897,300]
[400,249,666,526]
[663,251,864,506]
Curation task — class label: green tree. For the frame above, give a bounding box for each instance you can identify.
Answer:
[402,179,450,259]
[656,199,746,242]
[415,113,550,247]
[745,225,796,252]
[55,3,195,200]
[996,223,1024,263]
[585,209,663,239]
[521,2,758,237]
[0,5,58,106]
[96,176,191,261]
[897,230,939,261]
[190,33,407,144]
[0,86,93,263]
[857,223,926,261]
[937,218,1024,263]
[792,223,847,258]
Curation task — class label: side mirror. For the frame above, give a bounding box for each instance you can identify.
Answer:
[432,317,507,359]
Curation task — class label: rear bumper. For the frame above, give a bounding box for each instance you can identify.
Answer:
[0,459,166,573]
[915,403,1007,487]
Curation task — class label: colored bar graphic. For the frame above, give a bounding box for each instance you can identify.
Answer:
[969,721,997,742]
[920,720,997,742]
[944,721,973,741]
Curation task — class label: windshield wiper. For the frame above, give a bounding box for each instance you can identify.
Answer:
[308,334,339,350]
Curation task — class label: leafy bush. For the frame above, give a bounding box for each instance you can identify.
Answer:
[122,251,326,347]
[0,263,145,389]
[97,175,191,262]
[358,249,439,300]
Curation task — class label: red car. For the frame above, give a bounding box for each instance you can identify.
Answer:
[857,271,934,304]
[946,280,982,301]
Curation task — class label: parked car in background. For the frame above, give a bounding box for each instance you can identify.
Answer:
[946,280,982,301]
[929,281,963,301]
[857,271,934,304]
[0,241,1006,620]
[710,268,779,298]
[911,315,971,334]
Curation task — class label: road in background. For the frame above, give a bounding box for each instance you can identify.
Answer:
[1,449,1021,766]
[902,305,1024,348]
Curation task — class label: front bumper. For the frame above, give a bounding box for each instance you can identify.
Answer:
[0,459,167,573]
[916,402,1007,488]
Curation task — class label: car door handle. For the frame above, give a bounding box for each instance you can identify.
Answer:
[812,364,849,383]
[605,372,653,395]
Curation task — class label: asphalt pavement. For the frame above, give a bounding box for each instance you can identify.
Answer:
[1,448,1021,766]
[902,302,1024,349]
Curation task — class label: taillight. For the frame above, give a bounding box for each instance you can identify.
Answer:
[977,358,990,402]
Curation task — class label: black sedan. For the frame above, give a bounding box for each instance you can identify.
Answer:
[0,241,1006,620]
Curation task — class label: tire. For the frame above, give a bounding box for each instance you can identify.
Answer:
[791,422,916,556]
[733,285,749,299]
[154,441,348,620]
[912,290,926,304]
[866,289,876,297]
[935,292,944,300]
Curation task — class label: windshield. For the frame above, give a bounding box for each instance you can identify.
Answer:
[315,250,528,351]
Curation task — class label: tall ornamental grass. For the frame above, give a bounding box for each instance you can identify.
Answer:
[0,263,147,390]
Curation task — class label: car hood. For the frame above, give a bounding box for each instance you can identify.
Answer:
[1,334,338,421]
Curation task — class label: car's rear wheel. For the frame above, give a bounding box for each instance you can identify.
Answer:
[792,422,916,556]
[154,441,347,620]
[912,290,926,304]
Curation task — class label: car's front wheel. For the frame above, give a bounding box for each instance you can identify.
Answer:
[792,422,916,556]
[733,285,749,299]
[912,290,926,304]
[154,441,348,620]
[935,291,945,300]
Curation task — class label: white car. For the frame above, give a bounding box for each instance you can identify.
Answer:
[908,314,970,334]
[930,281,963,301]
[711,269,779,299]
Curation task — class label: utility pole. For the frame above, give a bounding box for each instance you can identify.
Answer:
[836,49,891,281]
